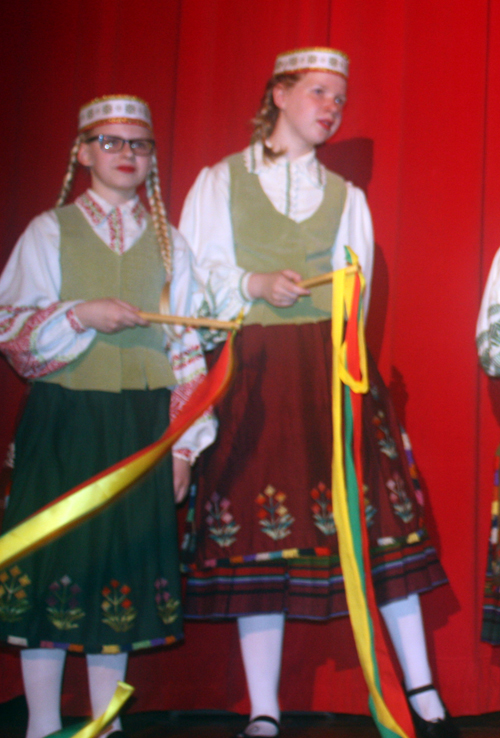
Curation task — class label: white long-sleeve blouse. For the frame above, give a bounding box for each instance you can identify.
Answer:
[179,142,374,334]
[477,247,500,376]
[0,189,216,462]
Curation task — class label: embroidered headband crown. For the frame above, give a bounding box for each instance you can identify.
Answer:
[78,95,153,133]
[273,47,349,78]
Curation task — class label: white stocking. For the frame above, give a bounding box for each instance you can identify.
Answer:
[379,593,445,721]
[86,652,128,735]
[237,613,284,736]
[21,648,66,738]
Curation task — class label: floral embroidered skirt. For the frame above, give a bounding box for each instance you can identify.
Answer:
[0,383,183,653]
[184,321,447,619]
[482,447,500,644]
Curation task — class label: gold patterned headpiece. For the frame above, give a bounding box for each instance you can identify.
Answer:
[78,95,153,133]
[273,47,349,79]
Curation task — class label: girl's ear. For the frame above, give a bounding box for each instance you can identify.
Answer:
[272,83,287,111]
[77,141,92,168]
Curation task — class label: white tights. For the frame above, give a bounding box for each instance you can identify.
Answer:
[21,649,65,738]
[379,593,445,720]
[237,594,445,729]
[86,652,128,735]
[238,613,284,736]
[20,648,128,738]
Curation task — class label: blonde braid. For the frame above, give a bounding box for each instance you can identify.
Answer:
[251,73,302,160]
[55,135,82,207]
[146,154,172,313]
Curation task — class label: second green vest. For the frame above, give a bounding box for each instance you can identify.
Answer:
[228,152,347,326]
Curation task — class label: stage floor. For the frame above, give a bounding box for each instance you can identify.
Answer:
[1,701,500,738]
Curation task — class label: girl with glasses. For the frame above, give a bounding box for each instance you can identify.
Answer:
[0,95,215,738]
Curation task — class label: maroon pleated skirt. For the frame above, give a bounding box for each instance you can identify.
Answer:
[184,321,447,619]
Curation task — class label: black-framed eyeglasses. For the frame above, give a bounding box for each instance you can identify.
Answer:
[85,134,155,156]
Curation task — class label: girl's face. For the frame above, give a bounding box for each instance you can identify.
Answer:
[271,71,347,158]
[78,123,153,205]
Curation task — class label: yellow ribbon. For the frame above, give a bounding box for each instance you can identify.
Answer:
[71,681,134,738]
[331,251,411,738]
[336,256,369,393]
[0,428,183,570]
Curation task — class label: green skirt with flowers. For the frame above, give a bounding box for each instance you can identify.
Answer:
[0,382,182,653]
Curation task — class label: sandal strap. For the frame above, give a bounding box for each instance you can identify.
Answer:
[405,683,436,697]
[234,715,281,737]
[249,715,280,729]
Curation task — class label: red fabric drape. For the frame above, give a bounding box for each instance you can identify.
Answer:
[1,0,500,718]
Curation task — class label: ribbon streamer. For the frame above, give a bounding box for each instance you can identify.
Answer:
[48,681,134,738]
[331,249,415,738]
[0,334,235,570]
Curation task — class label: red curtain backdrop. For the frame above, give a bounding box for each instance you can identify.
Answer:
[1,0,500,718]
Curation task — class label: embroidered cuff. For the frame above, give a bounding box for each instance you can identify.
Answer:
[66,307,86,334]
[172,447,195,464]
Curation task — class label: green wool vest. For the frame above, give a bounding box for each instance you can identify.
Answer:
[38,204,175,391]
[228,153,347,326]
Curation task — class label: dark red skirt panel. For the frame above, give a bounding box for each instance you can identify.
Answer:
[185,322,447,619]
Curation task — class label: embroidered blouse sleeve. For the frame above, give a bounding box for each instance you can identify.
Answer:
[476,247,500,376]
[331,183,374,315]
[0,211,96,379]
[167,225,217,462]
[179,161,253,328]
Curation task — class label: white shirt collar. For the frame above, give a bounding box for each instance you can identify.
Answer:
[76,189,146,226]
[74,189,148,254]
[244,141,326,188]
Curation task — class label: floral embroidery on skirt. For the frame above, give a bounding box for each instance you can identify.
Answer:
[184,322,447,619]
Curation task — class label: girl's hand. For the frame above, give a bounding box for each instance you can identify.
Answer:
[73,298,149,333]
[247,270,310,308]
[173,456,191,503]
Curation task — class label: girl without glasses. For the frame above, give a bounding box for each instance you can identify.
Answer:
[180,49,458,738]
[0,95,215,738]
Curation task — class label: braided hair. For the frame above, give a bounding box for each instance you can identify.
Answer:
[55,135,83,208]
[250,72,302,160]
[145,153,173,311]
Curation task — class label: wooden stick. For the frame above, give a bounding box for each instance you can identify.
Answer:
[299,265,359,290]
[138,312,241,331]
[139,267,361,328]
